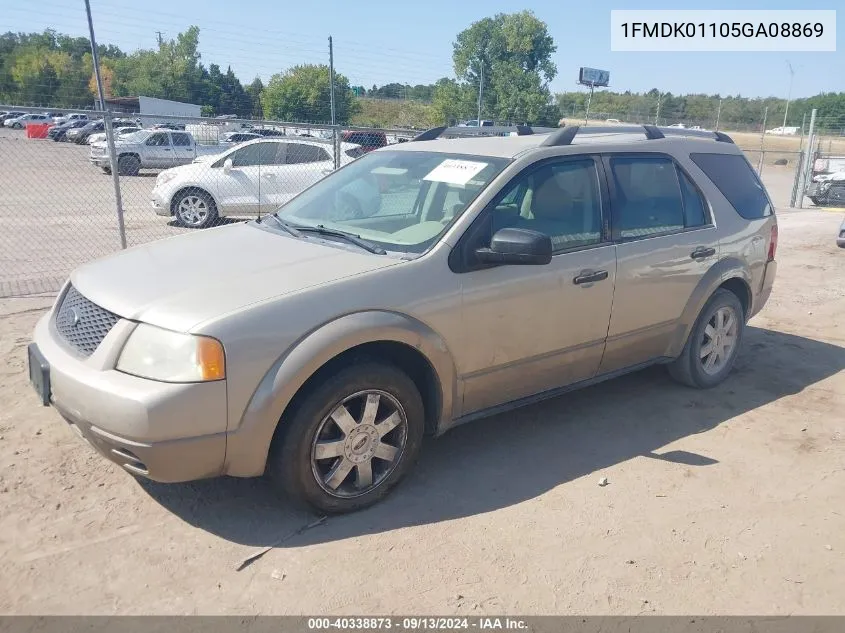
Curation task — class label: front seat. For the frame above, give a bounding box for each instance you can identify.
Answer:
[525,170,581,242]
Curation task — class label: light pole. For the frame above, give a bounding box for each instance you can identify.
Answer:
[782,60,795,129]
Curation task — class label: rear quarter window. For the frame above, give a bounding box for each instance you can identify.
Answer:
[689,153,772,219]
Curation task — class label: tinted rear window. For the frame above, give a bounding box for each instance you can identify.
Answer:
[690,153,772,219]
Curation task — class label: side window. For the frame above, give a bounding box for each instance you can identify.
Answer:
[228,144,262,167]
[609,156,684,239]
[145,133,169,147]
[171,133,191,147]
[491,159,603,252]
[678,169,708,227]
[286,143,330,164]
[257,142,284,165]
[689,152,772,219]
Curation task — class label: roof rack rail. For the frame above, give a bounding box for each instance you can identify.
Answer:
[411,124,536,142]
[541,124,734,147]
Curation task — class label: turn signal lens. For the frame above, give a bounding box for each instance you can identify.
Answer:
[197,337,226,380]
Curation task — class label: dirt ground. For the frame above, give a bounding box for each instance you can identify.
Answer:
[1,209,844,615]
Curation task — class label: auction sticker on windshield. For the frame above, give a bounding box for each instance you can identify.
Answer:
[424,159,488,185]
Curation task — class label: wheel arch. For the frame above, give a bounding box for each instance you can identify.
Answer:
[223,310,457,478]
[666,258,753,359]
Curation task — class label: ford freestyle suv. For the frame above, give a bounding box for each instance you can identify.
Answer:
[27,124,778,514]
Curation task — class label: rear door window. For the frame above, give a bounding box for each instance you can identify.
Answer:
[608,156,685,239]
[171,133,192,147]
[286,143,331,164]
[689,153,772,219]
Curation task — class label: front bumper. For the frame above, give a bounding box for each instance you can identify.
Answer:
[30,310,228,483]
[150,189,171,216]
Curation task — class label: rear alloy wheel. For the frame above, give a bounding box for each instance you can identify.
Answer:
[173,189,218,229]
[668,289,745,389]
[269,362,424,514]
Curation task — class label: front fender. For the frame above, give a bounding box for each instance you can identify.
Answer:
[665,257,752,359]
[223,310,456,477]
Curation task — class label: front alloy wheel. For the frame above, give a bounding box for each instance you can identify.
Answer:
[268,361,425,514]
[311,390,407,498]
[173,190,217,229]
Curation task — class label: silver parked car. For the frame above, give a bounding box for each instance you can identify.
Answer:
[28,124,778,513]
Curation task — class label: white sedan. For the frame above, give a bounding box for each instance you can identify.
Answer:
[151,137,366,228]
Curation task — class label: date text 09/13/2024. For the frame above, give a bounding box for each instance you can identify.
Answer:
[307,618,528,630]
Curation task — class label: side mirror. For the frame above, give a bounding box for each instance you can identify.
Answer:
[475,227,552,266]
[223,158,234,173]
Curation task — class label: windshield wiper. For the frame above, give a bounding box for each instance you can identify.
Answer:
[294,224,386,255]
[259,214,303,238]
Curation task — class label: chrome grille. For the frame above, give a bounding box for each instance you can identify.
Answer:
[54,285,120,356]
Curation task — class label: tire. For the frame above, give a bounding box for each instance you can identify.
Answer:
[117,154,140,176]
[668,288,745,389]
[267,361,425,514]
[828,185,845,207]
[172,188,218,229]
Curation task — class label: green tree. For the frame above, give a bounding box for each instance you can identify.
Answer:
[450,11,558,124]
[260,64,357,123]
[246,77,264,118]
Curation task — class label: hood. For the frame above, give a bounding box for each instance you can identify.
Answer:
[70,222,401,332]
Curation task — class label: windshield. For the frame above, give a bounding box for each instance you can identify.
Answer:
[276,150,510,253]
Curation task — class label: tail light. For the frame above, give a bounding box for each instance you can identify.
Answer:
[767,224,778,261]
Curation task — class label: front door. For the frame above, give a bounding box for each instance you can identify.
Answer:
[598,153,720,373]
[456,156,617,415]
[213,143,268,216]
[143,132,174,168]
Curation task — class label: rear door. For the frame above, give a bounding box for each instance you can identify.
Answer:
[598,152,719,374]
[170,132,196,166]
[260,142,334,210]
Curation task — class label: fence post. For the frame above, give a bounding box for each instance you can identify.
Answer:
[103,112,127,248]
[798,108,817,209]
[789,113,808,207]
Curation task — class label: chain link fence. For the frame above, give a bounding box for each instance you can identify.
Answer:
[2,103,844,298]
[0,104,415,297]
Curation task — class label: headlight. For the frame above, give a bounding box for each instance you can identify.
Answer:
[116,323,225,382]
[156,171,178,186]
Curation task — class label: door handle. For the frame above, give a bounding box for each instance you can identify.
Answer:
[163,148,171,151]
[573,270,609,285]
[691,246,716,260]
[262,173,275,179]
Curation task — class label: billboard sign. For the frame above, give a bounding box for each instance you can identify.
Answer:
[578,67,610,87]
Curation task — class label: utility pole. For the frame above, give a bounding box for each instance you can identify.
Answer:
[715,98,722,131]
[328,36,338,169]
[655,92,662,125]
[85,0,126,249]
[476,63,483,125]
[783,60,795,129]
[155,31,164,47]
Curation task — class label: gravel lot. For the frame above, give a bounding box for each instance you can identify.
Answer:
[0,207,843,614]
[0,126,824,297]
